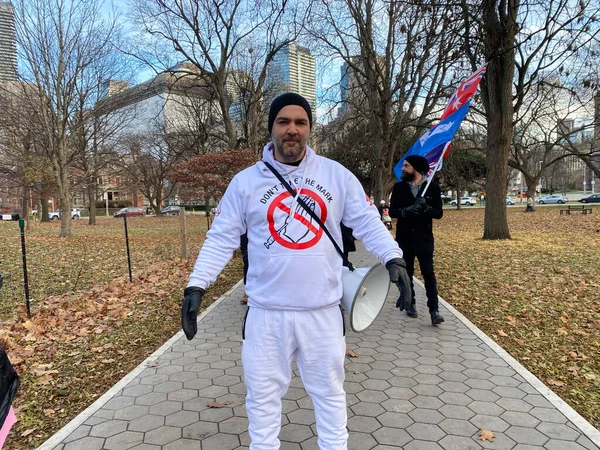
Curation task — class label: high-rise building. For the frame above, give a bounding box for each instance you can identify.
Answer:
[268,42,316,122]
[339,55,385,118]
[0,2,18,82]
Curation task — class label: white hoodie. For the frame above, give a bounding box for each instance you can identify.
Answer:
[188,143,403,311]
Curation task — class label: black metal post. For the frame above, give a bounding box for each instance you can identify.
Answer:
[19,218,31,317]
[123,215,133,282]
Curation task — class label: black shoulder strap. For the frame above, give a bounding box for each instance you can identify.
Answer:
[263,161,353,270]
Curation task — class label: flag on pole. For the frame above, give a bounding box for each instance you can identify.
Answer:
[393,100,471,181]
[439,63,487,122]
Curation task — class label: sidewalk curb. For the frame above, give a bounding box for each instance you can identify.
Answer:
[36,279,244,450]
[414,278,600,447]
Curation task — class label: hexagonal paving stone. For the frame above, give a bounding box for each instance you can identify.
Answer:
[279,423,314,443]
[403,440,444,450]
[356,389,388,403]
[135,392,168,406]
[350,401,386,417]
[410,395,444,410]
[468,401,505,416]
[114,405,150,421]
[287,409,315,426]
[347,416,381,433]
[104,431,144,449]
[149,400,183,416]
[182,420,218,440]
[165,410,199,427]
[377,411,414,428]
[500,411,540,427]
[63,436,105,450]
[438,435,482,450]
[505,426,549,446]
[408,408,445,424]
[196,433,239,449]
[438,418,478,436]
[144,426,182,445]
[536,422,581,441]
[217,416,248,435]
[90,420,127,438]
[470,415,510,433]
[407,423,445,441]
[372,427,412,447]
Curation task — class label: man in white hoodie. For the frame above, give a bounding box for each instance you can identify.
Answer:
[181,93,412,450]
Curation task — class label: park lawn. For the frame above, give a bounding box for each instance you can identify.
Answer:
[0,215,244,449]
[434,206,600,430]
[0,206,598,448]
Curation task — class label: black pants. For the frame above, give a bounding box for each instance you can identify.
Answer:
[240,233,249,284]
[402,248,439,313]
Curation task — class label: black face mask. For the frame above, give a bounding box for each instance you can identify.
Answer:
[401,171,416,182]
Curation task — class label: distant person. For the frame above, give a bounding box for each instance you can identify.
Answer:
[389,155,445,325]
[525,195,534,212]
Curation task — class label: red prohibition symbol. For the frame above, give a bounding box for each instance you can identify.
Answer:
[266,188,328,250]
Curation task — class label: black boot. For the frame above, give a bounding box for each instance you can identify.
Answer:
[431,311,445,325]
[406,304,418,318]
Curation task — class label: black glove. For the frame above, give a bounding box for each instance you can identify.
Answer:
[414,197,429,215]
[401,204,421,217]
[385,258,413,311]
[181,286,205,340]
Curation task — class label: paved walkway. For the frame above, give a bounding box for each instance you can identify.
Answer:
[40,245,600,450]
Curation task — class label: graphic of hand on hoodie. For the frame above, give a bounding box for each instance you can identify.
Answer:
[264,195,316,249]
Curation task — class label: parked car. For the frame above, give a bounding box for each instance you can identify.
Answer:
[160,205,181,216]
[578,194,600,203]
[536,194,567,204]
[506,196,515,205]
[113,207,146,218]
[49,208,81,220]
[451,196,476,206]
[1,212,19,221]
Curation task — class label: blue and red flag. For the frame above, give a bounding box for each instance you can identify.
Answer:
[393,100,471,181]
[440,63,487,121]
[393,63,487,181]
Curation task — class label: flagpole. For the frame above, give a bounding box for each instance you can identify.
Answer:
[420,142,450,197]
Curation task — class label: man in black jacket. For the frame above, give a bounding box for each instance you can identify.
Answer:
[389,155,445,325]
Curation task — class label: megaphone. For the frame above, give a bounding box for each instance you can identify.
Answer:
[341,263,391,332]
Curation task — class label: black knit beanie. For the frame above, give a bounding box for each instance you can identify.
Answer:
[405,155,430,174]
[268,93,313,134]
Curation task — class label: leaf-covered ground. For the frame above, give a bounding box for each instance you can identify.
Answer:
[434,206,600,430]
[0,207,599,448]
[0,215,244,449]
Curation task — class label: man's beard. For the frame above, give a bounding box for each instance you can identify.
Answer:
[274,137,306,162]
[401,171,415,182]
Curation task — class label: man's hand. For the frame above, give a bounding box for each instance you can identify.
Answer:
[414,197,429,215]
[181,287,205,340]
[401,204,421,217]
[385,258,413,311]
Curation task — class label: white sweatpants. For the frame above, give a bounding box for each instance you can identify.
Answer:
[241,305,348,450]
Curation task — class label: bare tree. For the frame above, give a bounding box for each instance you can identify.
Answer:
[13,0,122,237]
[459,0,600,239]
[0,82,57,224]
[307,0,462,202]
[129,0,310,151]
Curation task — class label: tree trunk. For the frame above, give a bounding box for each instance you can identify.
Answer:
[481,0,518,240]
[88,183,97,225]
[40,193,49,222]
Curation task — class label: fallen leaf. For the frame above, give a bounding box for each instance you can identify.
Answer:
[478,429,494,441]
[21,429,36,437]
[207,401,225,408]
[147,360,160,367]
[497,329,508,337]
[547,378,565,387]
[346,349,358,358]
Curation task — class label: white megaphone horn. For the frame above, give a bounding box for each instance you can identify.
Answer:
[341,263,390,333]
